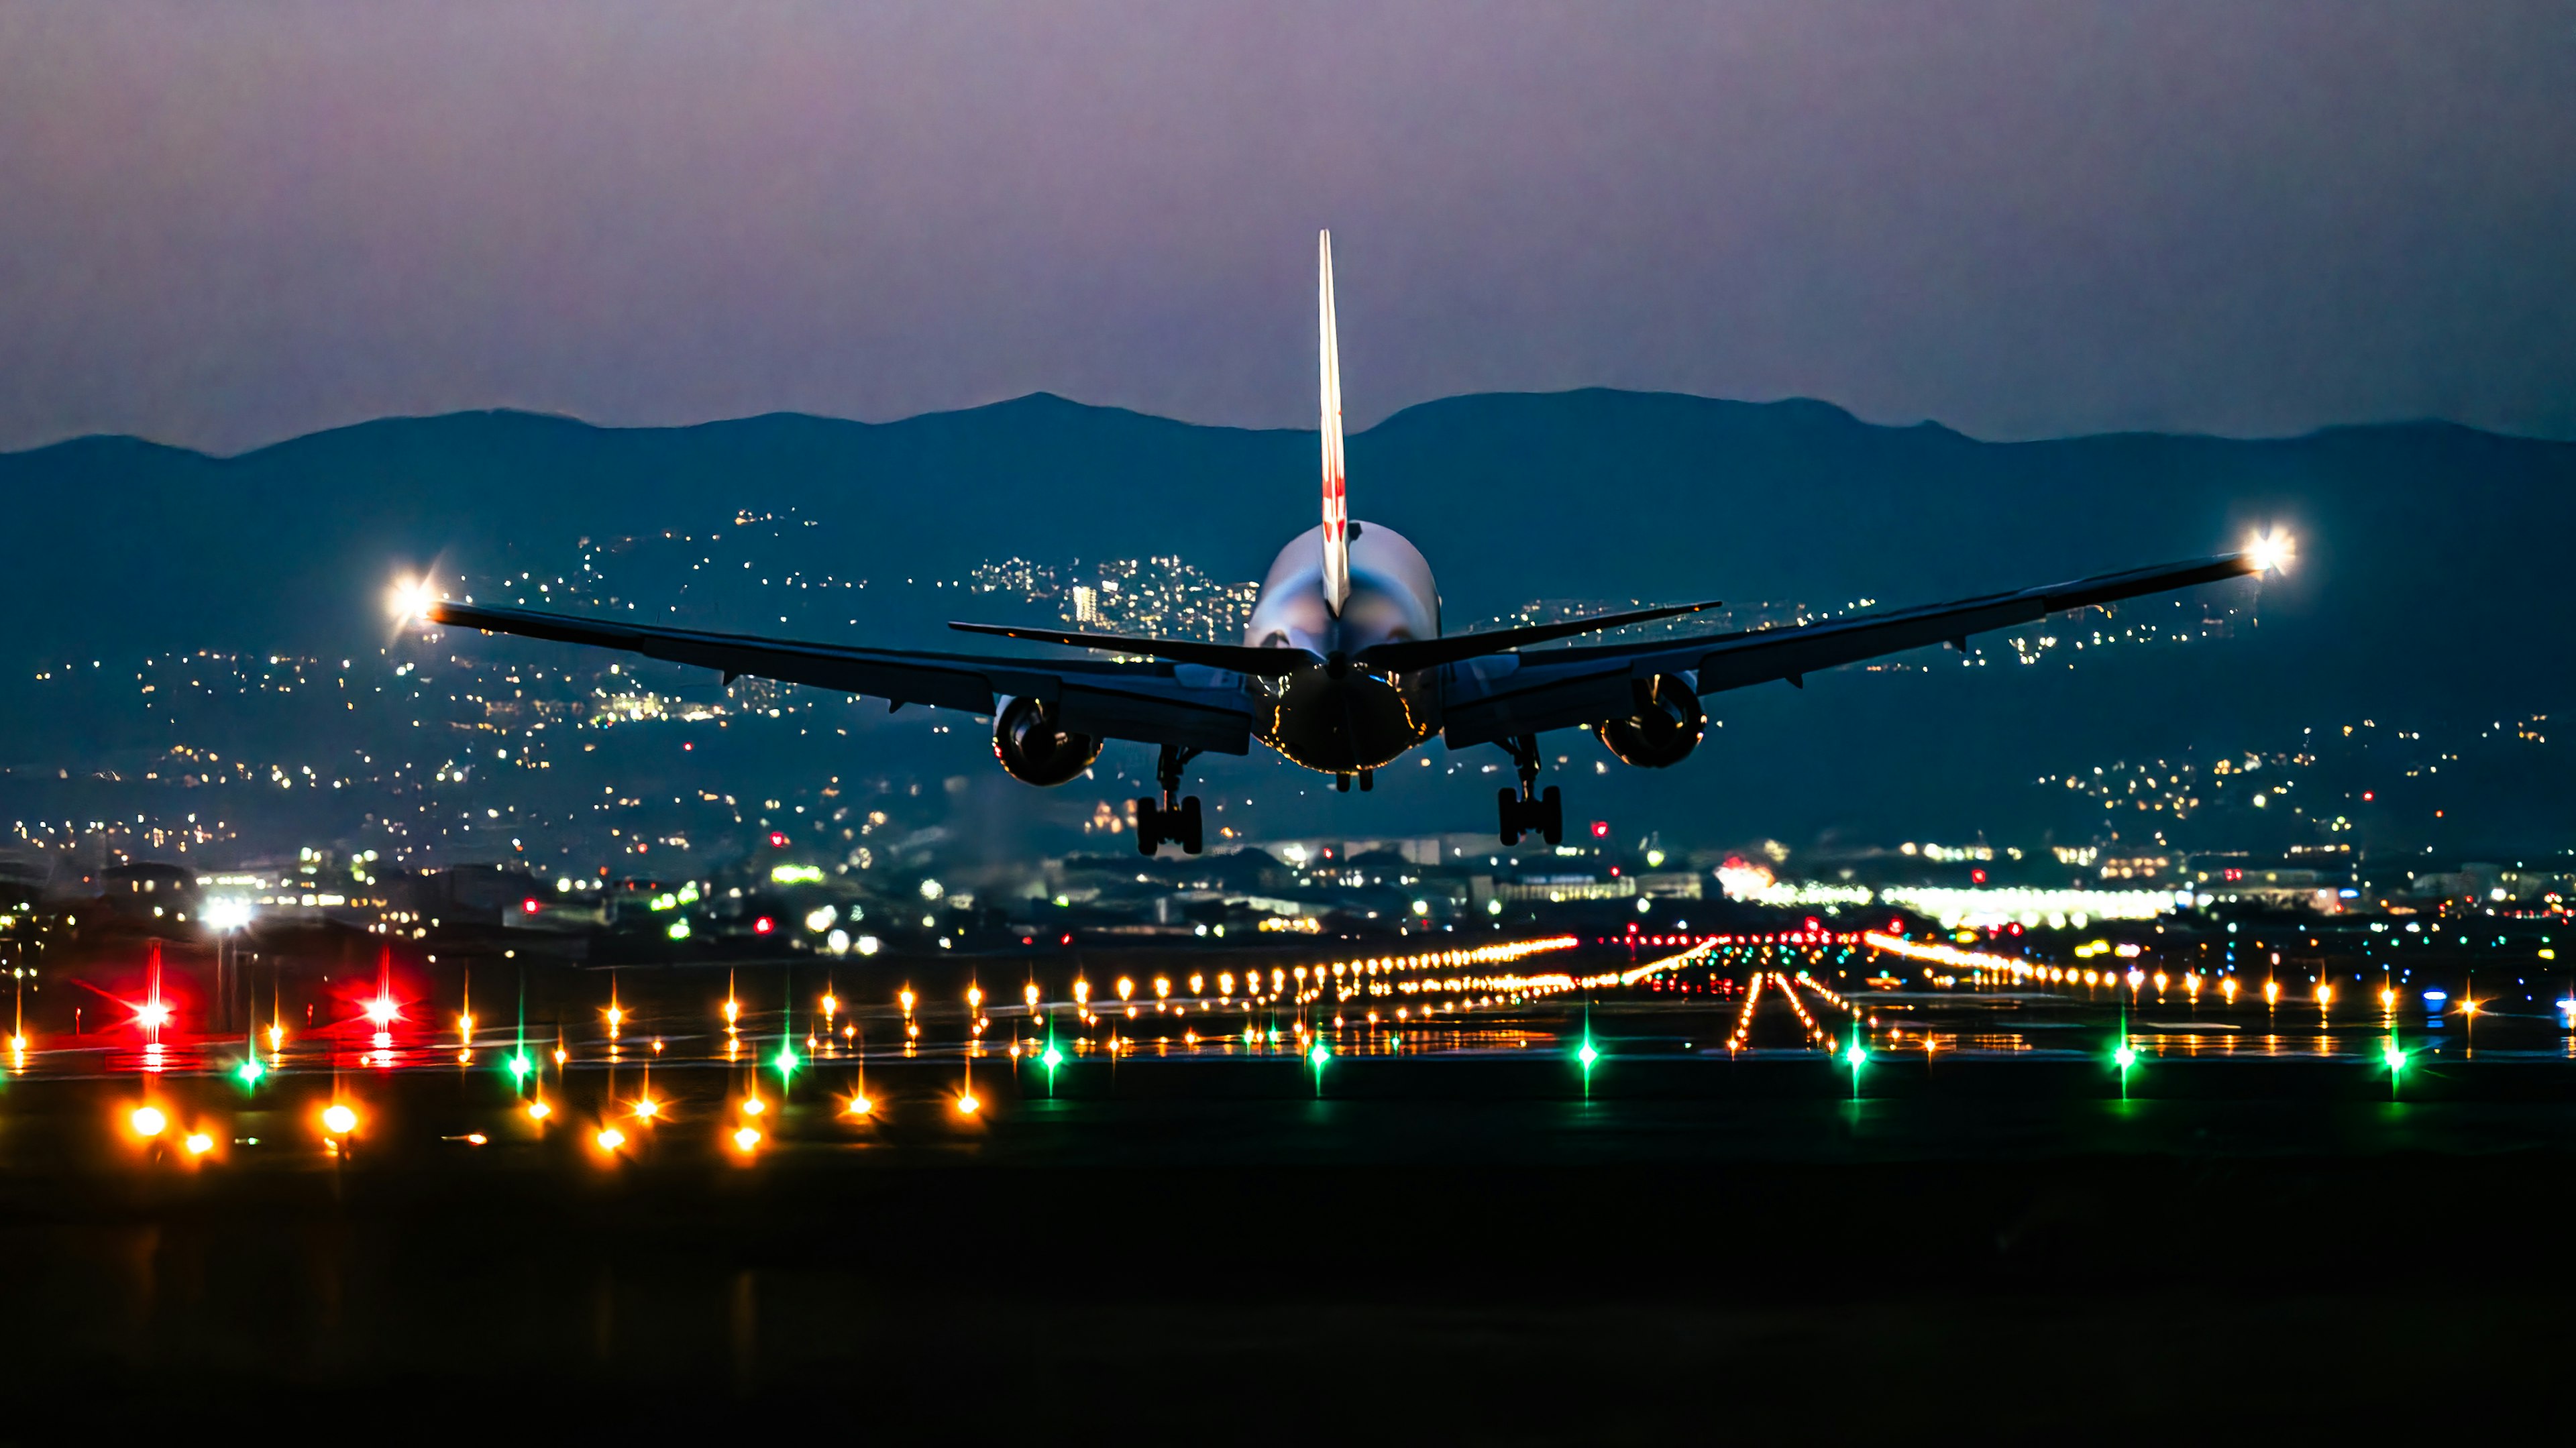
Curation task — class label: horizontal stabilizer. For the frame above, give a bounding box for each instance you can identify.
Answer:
[947,621,1320,675]
[1353,599,1724,672]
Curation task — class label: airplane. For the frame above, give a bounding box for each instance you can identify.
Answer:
[417,231,2292,857]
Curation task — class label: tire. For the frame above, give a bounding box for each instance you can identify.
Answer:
[1540,785,1564,845]
[1178,795,1204,855]
[1497,787,1522,846]
[1133,798,1161,856]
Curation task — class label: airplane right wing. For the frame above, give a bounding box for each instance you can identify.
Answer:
[1438,547,2277,748]
[424,600,1256,753]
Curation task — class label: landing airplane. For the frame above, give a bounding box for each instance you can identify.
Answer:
[418,231,2291,856]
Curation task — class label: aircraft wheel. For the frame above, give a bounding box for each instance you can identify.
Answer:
[1178,795,1204,854]
[1539,786,1564,845]
[1497,788,1523,846]
[1133,798,1161,856]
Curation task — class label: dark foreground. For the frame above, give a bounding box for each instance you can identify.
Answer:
[3,1056,2573,1441]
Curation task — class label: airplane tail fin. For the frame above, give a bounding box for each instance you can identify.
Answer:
[1318,229,1350,616]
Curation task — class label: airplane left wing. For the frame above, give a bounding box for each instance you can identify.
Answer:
[1438,548,2273,748]
[423,601,1255,754]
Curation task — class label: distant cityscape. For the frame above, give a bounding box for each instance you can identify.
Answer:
[5,512,2558,983]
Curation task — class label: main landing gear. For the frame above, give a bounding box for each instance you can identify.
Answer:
[1496,734,1563,846]
[1133,744,1204,856]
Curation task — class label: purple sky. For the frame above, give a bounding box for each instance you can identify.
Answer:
[1,1,2569,452]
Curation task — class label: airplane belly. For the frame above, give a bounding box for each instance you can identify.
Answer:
[1258,669,1439,773]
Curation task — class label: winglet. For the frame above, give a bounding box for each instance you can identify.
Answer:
[1318,229,1350,616]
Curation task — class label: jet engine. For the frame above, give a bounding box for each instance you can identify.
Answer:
[991,695,1104,786]
[1593,675,1706,769]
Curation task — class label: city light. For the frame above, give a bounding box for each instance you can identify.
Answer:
[322,1103,358,1135]
[183,1132,214,1156]
[733,1125,761,1153]
[129,1105,167,1139]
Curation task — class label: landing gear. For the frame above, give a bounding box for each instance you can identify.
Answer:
[1133,744,1204,856]
[1496,734,1563,846]
[1334,769,1375,794]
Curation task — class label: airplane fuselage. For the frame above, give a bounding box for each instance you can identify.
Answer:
[1241,521,1442,774]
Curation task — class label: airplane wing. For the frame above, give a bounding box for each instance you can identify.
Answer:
[1438,549,2270,748]
[423,601,1255,754]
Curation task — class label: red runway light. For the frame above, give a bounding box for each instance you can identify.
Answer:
[769,832,789,848]
[522,898,540,913]
[1591,821,1610,839]
[753,917,775,935]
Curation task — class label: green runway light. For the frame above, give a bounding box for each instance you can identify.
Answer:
[2112,1005,2137,1101]
[1576,1040,1599,1067]
[234,1056,264,1088]
[1309,1042,1329,1067]
[775,1044,800,1085]
[506,1051,533,1084]
[2384,1035,2407,1099]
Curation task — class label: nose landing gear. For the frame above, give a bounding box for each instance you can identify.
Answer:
[1496,734,1563,845]
[1133,744,1204,856]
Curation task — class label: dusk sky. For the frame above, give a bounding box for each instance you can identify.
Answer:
[1,0,2569,453]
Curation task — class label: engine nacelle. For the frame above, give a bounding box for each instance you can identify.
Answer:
[991,695,1104,787]
[1593,675,1705,769]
